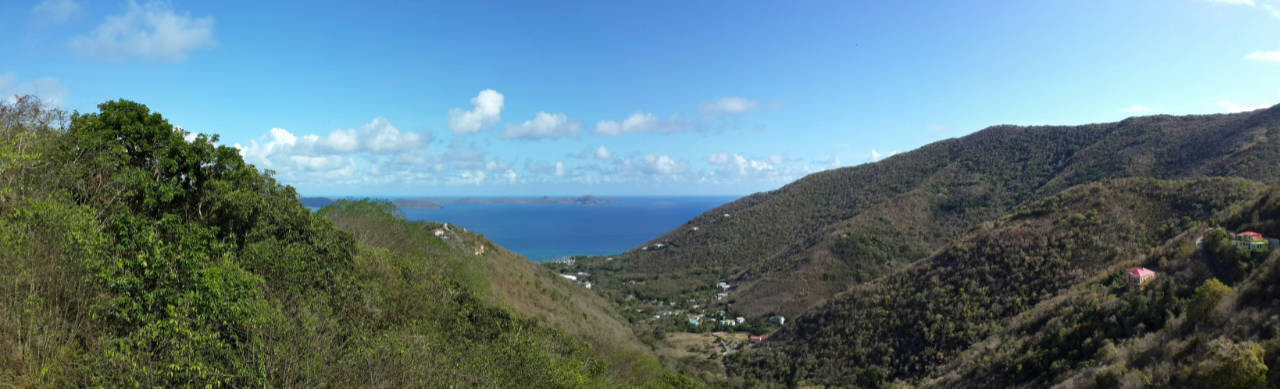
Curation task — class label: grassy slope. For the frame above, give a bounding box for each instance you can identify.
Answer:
[321,201,678,387]
[322,204,669,384]
[583,105,1280,319]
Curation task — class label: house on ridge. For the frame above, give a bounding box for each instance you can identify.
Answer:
[1128,266,1156,289]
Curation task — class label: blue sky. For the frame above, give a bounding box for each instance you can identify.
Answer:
[3,0,1279,196]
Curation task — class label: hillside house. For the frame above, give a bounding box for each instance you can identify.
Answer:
[473,242,485,256]
[691,226,700,232]
[718,282,731,290]
[769,315,786,326]
[1234,231,1271,253]
[719,319,737,327]
[736,317,746,324]
[560,274,578,281]
[433,228,445,237]
[750,334,769,344]
[1128,267,1156,289]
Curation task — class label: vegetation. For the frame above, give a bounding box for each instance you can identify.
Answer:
[725,177,1264,387]
[577,104,1280,322]
[0,96,679,387]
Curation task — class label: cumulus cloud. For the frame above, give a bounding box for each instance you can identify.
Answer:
[555,161,566,177]
[502,112,581,140]
[0,73,69,107]
[236,117,431,185]
[594,112,683,136]
[700,97,763,116]
[448,89,504,135]
[358,117,426,152]
[707,153,776,177]
[31,0,83,25]
[594,145,613,160]
[1245,51,1280,62]
[640,154,684,175]
[69,1,217,62]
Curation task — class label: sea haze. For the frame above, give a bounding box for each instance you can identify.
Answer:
[397,196,737,261]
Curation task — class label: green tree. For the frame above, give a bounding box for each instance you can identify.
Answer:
[1189,278,1232,325]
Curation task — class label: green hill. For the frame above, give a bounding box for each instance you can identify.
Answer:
[726,177,1265,387]
[0,97,684,387]
[576,105,1280,322]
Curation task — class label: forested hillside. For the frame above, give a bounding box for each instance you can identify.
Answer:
[727,177,1266,387]
[581,105,1280,319]
[0,96,685,387]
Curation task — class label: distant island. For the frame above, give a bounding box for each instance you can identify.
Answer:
[300,195,617,209]
[437,196,617,206]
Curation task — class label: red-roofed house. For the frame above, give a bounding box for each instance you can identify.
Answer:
[1128,267,1156,288]
[1235,231,1271,253]
[750,334,770,344]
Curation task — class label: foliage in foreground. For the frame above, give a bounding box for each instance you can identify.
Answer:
[0,96,659,387]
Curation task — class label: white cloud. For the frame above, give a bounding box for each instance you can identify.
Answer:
[708,153,775,177]
[502,111,581,140]
[237,117,430,185]
[448,89,504,135]
[870,149,899,162]
[642,154,683,175]
[358,117,426,152]
[1245,51,1280,62]
[1206,0,1254,4]
[0,73,69,107]
[1217,100,1269,113]
[31,0,83,25]
[69,1,216,62]
[594,145,613,160]
[555,161,566,177]
[1122,105,1155,113]
[594,111,683,136]
[700,97,763,116]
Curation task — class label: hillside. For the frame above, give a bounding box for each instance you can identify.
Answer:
[318,200,671,385]
[726,177,1264,386]
[578,104,1280,320]
[0,97,685,387]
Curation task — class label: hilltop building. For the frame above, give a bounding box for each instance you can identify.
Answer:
[1234,231,1271,253]
[1128,267,1156,289]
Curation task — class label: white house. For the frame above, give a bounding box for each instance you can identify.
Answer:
[560,274,578,281]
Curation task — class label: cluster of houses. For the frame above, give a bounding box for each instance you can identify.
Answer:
[560,272,592,289]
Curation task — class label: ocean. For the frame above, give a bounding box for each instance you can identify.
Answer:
[396,196,737,261]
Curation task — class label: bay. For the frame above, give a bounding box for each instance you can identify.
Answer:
[397,196,736,261]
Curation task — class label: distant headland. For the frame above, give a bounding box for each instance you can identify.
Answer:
[300,195,618,209]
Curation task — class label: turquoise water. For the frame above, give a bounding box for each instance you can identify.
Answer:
[397,196,736,261]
